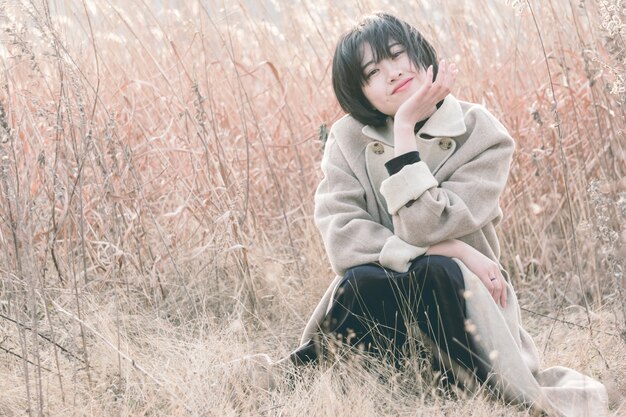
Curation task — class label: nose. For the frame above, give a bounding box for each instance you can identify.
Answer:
[382,60,402,83]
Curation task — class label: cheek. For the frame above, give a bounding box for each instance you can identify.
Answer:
[411,67,428,84]
[363,82,384,104]
[361,85,376,105]
[401,56,410,68]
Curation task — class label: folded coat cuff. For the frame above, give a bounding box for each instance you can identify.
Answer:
[379,235,428,273]
[379,161,438,215]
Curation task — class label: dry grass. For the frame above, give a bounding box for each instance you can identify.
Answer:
[0,0,624,415]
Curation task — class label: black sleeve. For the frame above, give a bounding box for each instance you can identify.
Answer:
[384,151,421,176]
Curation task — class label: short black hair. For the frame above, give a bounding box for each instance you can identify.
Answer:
[332,12,439,127]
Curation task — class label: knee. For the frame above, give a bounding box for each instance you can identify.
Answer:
[343,264,380,279]
[340,264,384,294]
[418,256,464,293]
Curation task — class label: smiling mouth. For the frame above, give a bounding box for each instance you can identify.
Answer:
[392,78,413,94]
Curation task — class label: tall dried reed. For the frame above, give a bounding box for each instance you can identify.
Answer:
[0,0,623,415]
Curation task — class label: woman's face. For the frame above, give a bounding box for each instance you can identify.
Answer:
[360,41,429,117]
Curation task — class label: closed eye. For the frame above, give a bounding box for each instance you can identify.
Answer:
[364,68,379,81]
[391,50,405,59]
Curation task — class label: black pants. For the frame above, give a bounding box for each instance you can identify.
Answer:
[291,255,478,377]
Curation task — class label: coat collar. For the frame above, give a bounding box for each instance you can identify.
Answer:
[361,94,467,145]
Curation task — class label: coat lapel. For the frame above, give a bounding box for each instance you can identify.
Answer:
[419,94,467,138]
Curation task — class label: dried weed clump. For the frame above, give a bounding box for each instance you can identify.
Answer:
[597,0,626,101]
[0,0,624,415]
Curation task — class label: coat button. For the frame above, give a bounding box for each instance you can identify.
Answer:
[439,138,452,150]
[372,142,384,154]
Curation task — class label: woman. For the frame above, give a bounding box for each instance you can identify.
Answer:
[282,12,608,417]
[239,13,608,417]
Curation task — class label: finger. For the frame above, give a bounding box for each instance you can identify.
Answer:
[443,61,456,76]
[442,63,457,87]
[484,277,496,302]
[437,60,447,77]
[491,287,499,305]
[492,269,506,308]
[499,273,508,308]
[479,274,493,292]
[414,67,435,99]
[426,65,434,83]
[433,60,445,82]
[448,63,458,82]
[491,279,502,306]
[432,64,455,96]
[432,61,445,84]
[487,273,501,305]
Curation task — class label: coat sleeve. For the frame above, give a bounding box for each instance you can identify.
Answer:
[315,130,428,277]
[379,106,515,247]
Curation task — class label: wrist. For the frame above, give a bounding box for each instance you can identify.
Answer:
[393,124,417,156]
[393,120,414,136]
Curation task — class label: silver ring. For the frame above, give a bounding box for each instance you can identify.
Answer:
[490,276,497,281]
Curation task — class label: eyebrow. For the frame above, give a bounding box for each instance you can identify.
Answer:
[360,42,402,71]
[361,59,374,72]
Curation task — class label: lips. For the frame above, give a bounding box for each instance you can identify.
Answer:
[392,77,413,94]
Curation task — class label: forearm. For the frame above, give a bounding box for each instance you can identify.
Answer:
[426,239,469,260]
[381,111,515,246]
[390,186,503,247]
[316,133,428,275]
[316,208,425,275]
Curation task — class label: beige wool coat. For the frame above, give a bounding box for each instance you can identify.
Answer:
[299,95,608,417]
